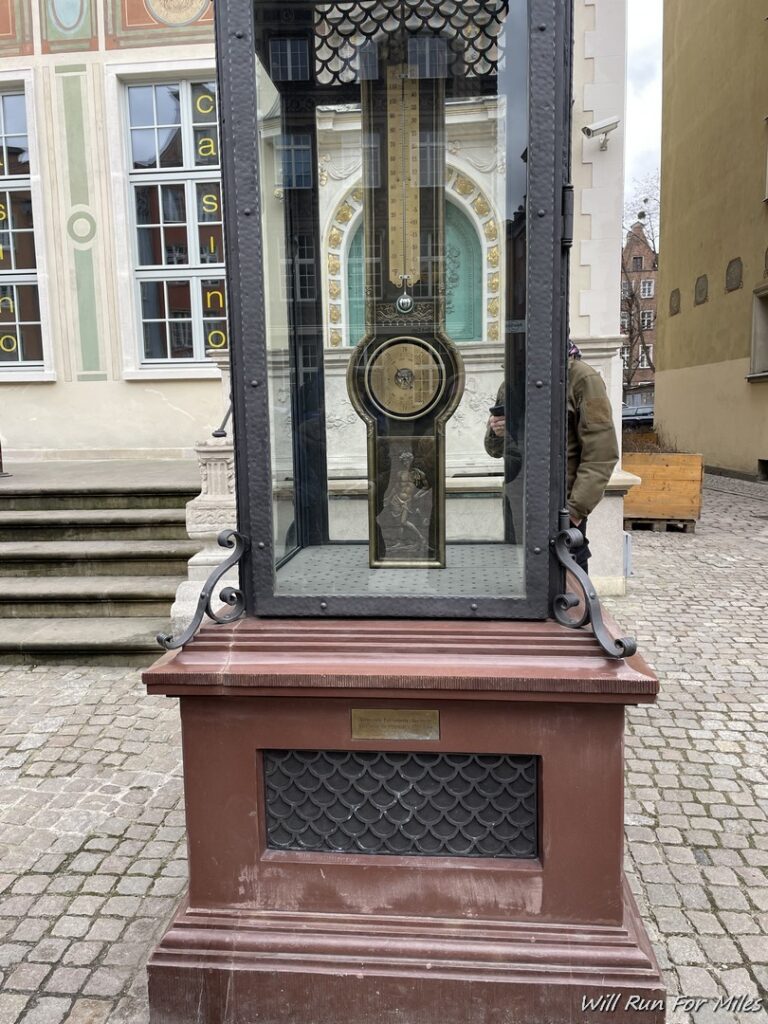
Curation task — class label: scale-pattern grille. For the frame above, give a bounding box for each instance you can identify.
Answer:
[313,1,510,86]
[264,749,537,858]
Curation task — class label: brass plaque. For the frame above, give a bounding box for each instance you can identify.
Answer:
[351,708,440,742]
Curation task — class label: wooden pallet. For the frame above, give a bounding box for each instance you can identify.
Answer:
[624,518,696,534]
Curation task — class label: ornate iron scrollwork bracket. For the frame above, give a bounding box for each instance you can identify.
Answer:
[551,511,637,660]
[156,530,249,651]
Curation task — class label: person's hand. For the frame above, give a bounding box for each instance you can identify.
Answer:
[489,414,505,438]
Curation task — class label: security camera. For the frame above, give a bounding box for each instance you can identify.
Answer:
[582,117,621,150]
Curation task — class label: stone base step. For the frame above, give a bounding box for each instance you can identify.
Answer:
[0,488,199,512]
[0,576,182,618]
[0,540,198,577]
[0,507,189,542]
[0,616,170,665]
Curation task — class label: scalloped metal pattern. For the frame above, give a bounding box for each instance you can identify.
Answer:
[264,749,537,858]
[313,1,510,86]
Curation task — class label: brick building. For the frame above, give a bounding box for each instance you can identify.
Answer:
[621,220,657,425]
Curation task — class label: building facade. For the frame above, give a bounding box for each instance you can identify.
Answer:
[0,0,631,584]
[620,221,656,426]
[655,0,768,478]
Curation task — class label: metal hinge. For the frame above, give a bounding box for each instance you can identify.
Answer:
[561,183,574,249]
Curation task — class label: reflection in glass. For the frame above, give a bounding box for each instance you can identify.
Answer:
[252,0,528,600]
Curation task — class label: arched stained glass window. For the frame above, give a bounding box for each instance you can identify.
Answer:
[346,201,483,345]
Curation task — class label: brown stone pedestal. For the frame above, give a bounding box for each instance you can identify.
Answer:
[143,619,665,1024]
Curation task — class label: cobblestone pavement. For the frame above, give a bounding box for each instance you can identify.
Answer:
[0,476,766,1024]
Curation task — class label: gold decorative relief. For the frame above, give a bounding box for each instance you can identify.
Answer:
[453,175,476,197]
[328,254,341,275]
[329,227,342,249]
[472,195,490,217]
[329,305,342,323]
[487,322,500,342]
[329,280,341,300]
[351,187,363,204]
[483,219,498,242]
[488,272,500,293]
[487,297,500,318]
[330,330,342,347]
[336,202,354,224]
[487,246,499,269]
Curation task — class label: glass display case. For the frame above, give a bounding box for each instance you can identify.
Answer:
[220,0,571,618]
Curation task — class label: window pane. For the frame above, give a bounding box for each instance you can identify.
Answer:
[191,83,217,123]
[168,320,193,358]
[2,95,26,135]
[137,226,162,265]
[167,280,191,317]
[198,224,223,264]
[196,182,221,222]
[0,284,14,323]
[163,225,188,265]
[161,184,186,223]
[141,281,166,318]
[204,320,228,351]
[128,86,154,128]
[202,279,226,316]
[157,126,183,168]
[194,127,219,167]
[6,137,29,175]
[143,320,167,359]
[18,284,39,321]
[20,322,42,361]
[0,230,10,270]
[0,329,18,361]
[10,191,33,229]
[154,84,181,126]
[135,185,160,225]
[269,38,310,82]
[13,231,36,269]
[131,128,157,169]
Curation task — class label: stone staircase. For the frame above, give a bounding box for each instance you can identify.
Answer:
[0,470,200,664]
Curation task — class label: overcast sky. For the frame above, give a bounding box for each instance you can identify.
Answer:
[624,0,663,191]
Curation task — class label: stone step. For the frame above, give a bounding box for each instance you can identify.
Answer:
[0,616,170,666]
[0,507,189,542]
[0,540,198,577]
[0,576,182,618]
[0,488,198,512]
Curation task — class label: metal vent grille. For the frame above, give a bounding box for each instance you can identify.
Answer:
[264,750,537,858]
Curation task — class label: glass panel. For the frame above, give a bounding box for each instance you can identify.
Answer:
[194,127,219,167]
[154,84,181,127]
[253,0,527,601]
[161,184,186,223]
[141,280,166,319]
[131,128,157,169]
[158,126,183,168]
[162,226,188,265]
[20,323,42,361]
[2,95,26,135]
[191,82,217,123]
[18,283,40,321]
[6,137,29,175]
[143,320,167,359]
[127,86,154,128]
[137,226,162,265]
[202,276,227,353]
[10,191,33,228]
[13,231,36,270]
[0,329,18,361]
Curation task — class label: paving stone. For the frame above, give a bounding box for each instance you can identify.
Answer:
[17,998,72,1024]
[0,995,31,1023]
[61,999,113,1024]
[44,967,91,995]
[5,962,53,991]
[735,935,768,963]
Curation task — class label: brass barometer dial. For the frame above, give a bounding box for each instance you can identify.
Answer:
[366,338,444,420]
[347,34,464,568]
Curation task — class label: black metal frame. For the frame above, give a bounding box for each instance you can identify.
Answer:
[214,0,574,620]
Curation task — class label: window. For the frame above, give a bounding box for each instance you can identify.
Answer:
[638,345,652,369]
[620,345,630,368]
[419,131,444,187]
[269,38,310,82]
[128,81,227,362]
[408,37,448,79]
[640,279,654,299]
[632,256,643,271]
[0,92,42,372]
[621,279,629,298]
[620,312,629,334]
[275,133,313,189]
[283,233,317,302]
[640,310,655,330]
[750,287,768,376]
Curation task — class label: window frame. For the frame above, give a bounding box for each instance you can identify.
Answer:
[640,309,655,331]
[749,282,768,378]
[106,61,225,381]
[0,71,55,384]
[640,278,654,299]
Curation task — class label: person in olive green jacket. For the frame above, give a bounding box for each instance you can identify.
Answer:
[485,343,619,571]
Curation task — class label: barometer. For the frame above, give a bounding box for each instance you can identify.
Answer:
[347,35,464,568]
